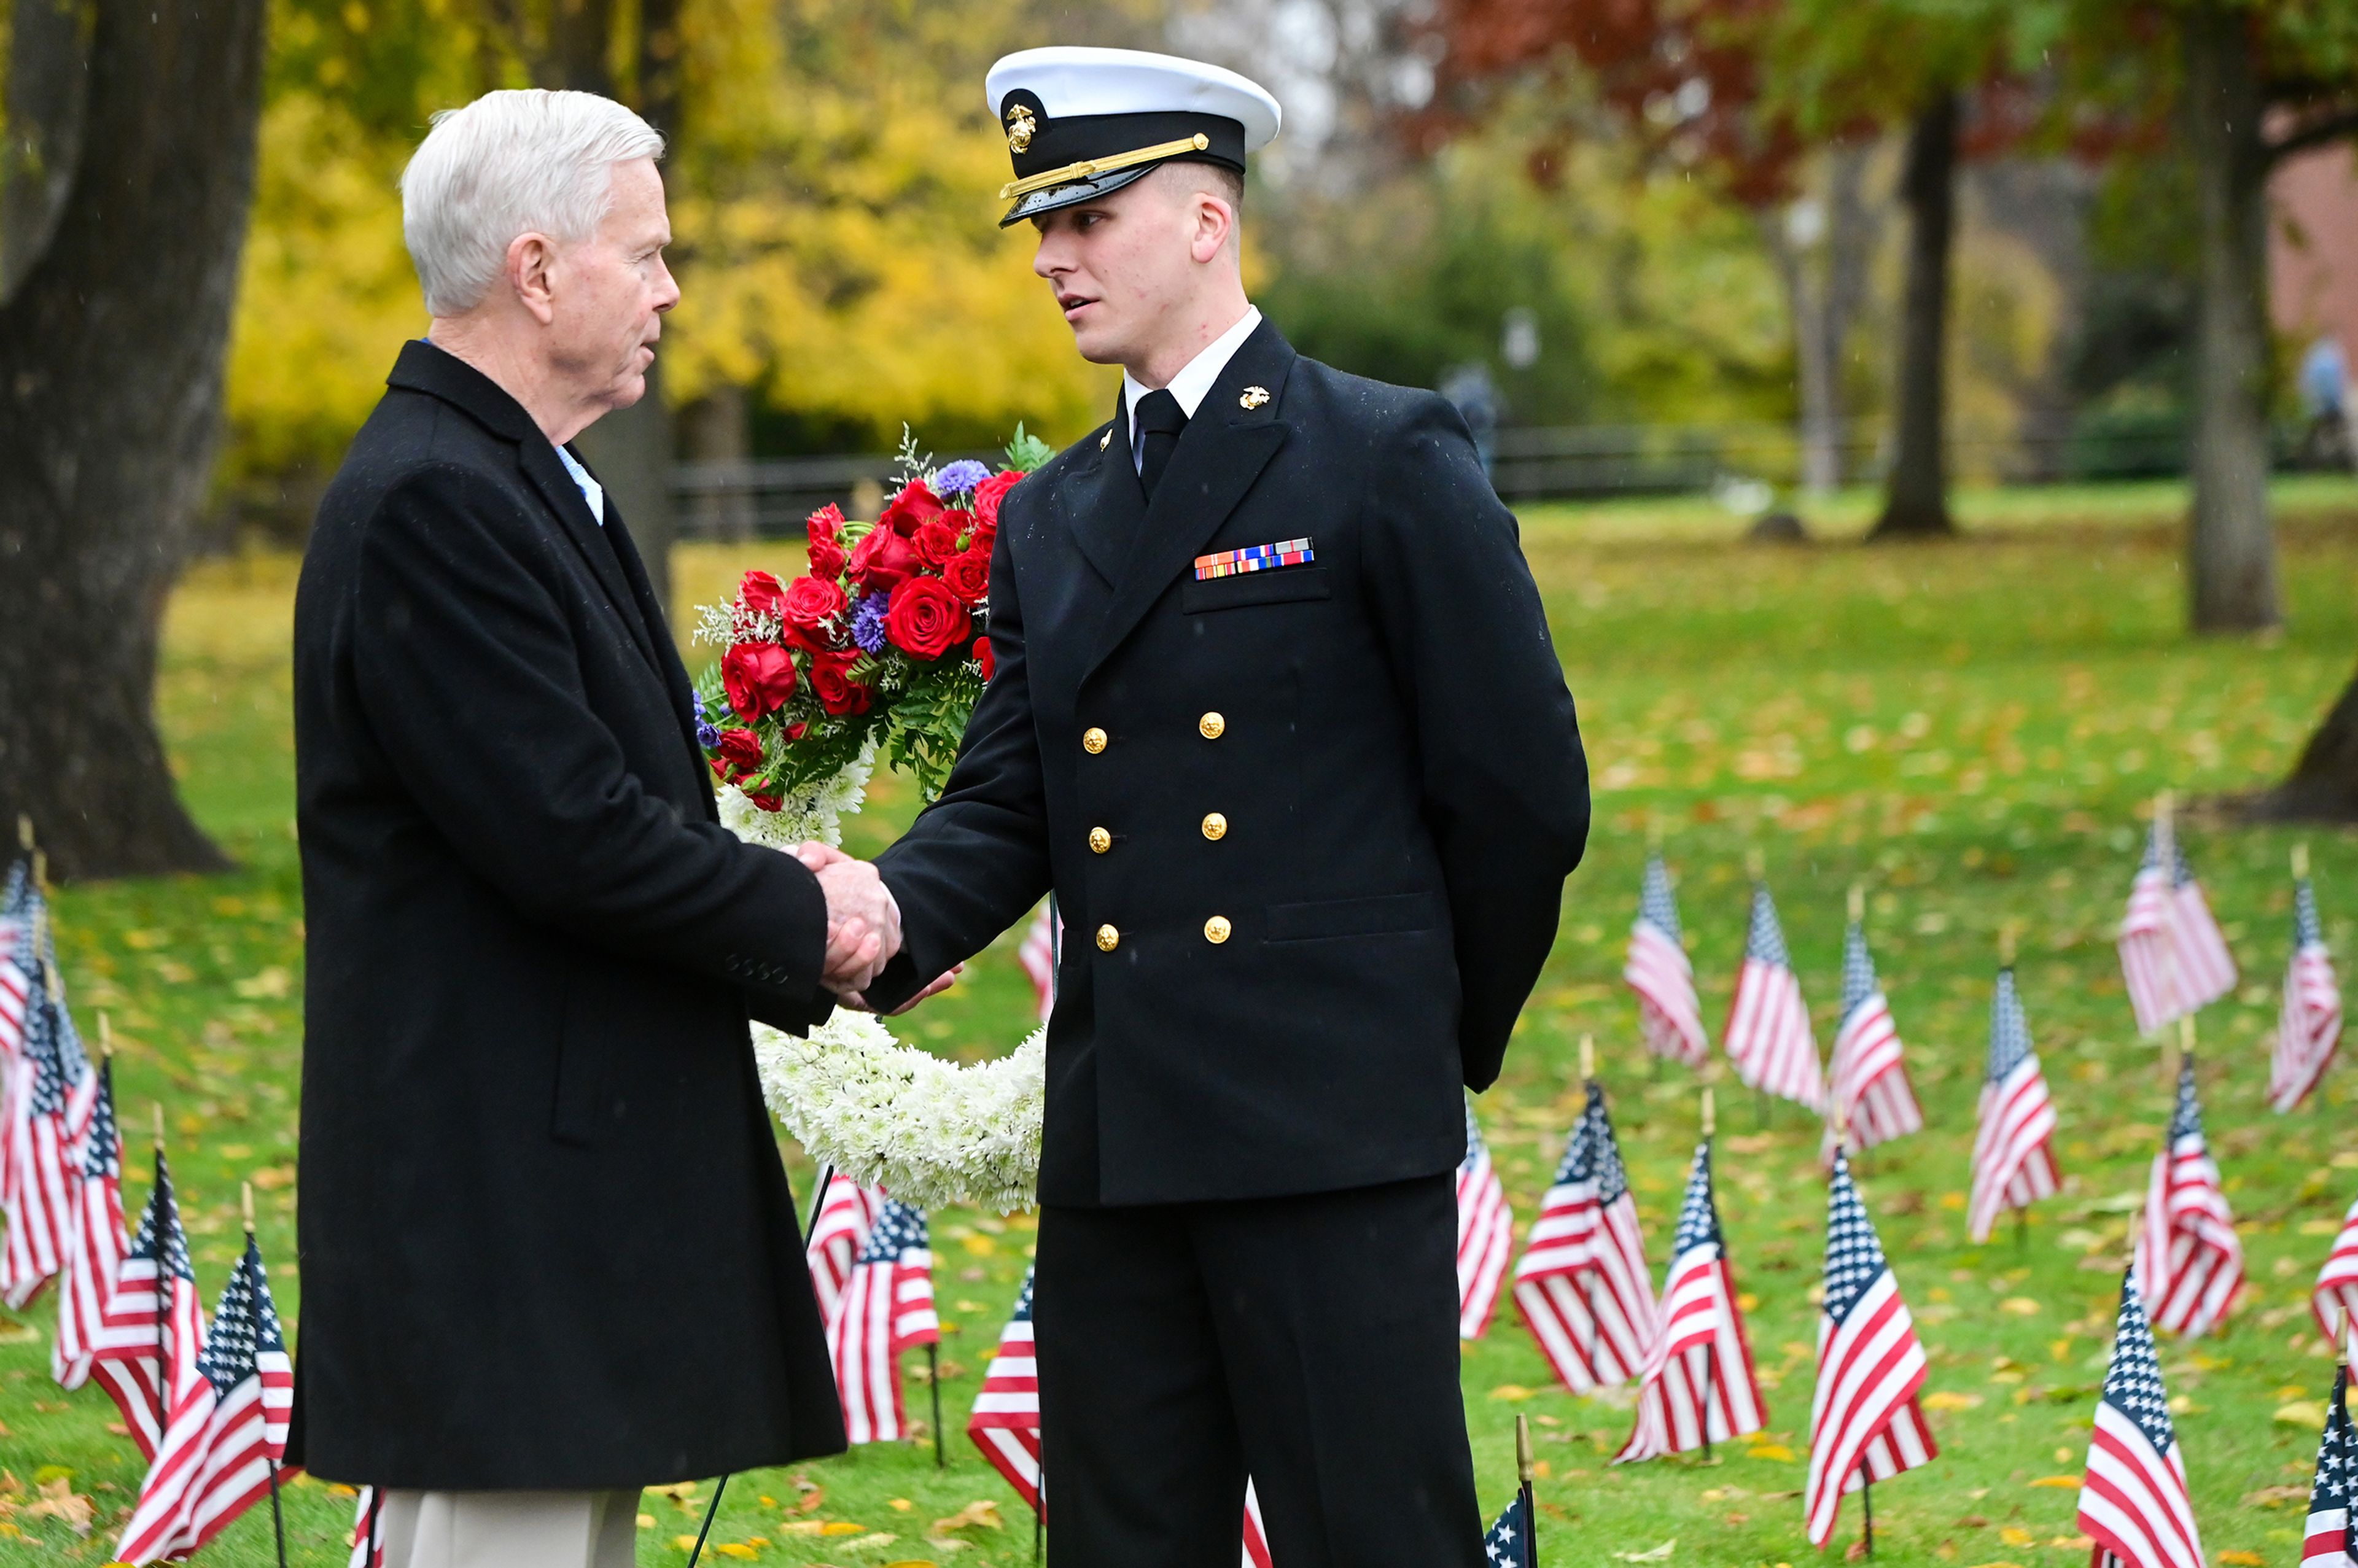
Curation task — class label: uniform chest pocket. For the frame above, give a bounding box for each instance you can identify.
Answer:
[1181,565,1331,614]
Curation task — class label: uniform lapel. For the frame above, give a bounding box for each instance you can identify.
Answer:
[1083,318,1296,682]
[1065,394,1141,586]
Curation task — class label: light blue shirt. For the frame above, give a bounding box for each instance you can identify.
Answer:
[553,443,605,526]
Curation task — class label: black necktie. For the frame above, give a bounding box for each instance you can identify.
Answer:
[1134,388,1187,502]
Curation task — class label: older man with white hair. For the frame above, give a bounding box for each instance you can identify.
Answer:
[288,90,879,1568]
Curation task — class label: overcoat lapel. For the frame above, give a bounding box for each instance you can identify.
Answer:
[1065,398,1142,587]
[1083,319,1296,683]
[522,442,670,681]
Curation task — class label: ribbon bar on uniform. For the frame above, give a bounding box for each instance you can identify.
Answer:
[1194,537,1314,580]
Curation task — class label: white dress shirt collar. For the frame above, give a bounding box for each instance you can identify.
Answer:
[553,443,605,526]
[1123,305,1263,472]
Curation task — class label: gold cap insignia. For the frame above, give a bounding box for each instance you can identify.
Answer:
[1005,104,1038,154]
[1239,386,1271,409]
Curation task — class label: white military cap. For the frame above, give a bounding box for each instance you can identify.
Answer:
[984,46,1282,227]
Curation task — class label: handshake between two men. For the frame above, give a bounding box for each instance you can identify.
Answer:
[792,842,957,1013]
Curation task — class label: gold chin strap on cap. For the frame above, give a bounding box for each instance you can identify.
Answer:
[1000,133,1212,201]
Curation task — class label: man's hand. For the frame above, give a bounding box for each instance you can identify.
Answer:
[838,963,963,1017]
[793,842,902,994]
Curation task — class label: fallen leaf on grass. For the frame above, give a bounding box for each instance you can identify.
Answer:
[2027,1477,2080,1488]
[712,1546,756,1561]
[1999,1527,2036,1547]
[23,1477,93,1535]
[2049,1537,2093,1550]
[820,1521,868,1535]
[1488,1384,1536,1401]
[1923,1391,1982,1411]
[1611,1539,1675,1561]
[887,1499,912,1512]
[2000,1298,2042,1316]
[777,1521,824,1536]
[2274,1402,2327,1428]
[1745,1444,1796,1462]
[1846,1538,1871,1561]
[2216,1553,2264,1566]
[1957,1516,1990,1529]
[932,1500,1003,1534]
[2242,1486,2307,1509]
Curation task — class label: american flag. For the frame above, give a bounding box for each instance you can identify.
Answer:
[115,1231,294,1563]
[1627,853,1706,1068]
[1967,965,2062,1244]
[806,1176,885,1327]
[2,980,95,1308]
[90,1149,208,1461]
[2076,1267,2205,1568]
[348,1488,386,1568]
[2316,1187,2358,1344]
[2134,1055,2242,1339]
[965,1267,1278,1568]
[1018,903,1059,1023]
[2119,824,2238,1037]
[1805,1152,1937,1545]
[827,1197,939,1444]
[1616,1138,1765,1462]
[1483,1489,1535,1568]
[53,1055,126,1390]
[2305,1357,2354,1568]
[1514,1080,1656,1392]
[968,1267,1043,1512]
[1458,1096,1514,1340]
[2273,872,2343,1114]
[0,907,29,1071]
[1824,920,1923,1161]
[1722,883,1825,1111]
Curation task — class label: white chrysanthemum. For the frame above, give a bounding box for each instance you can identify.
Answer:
[715,742,877,850]
[753,1017,1043,1215]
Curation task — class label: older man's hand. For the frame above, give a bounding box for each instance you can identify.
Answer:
[794,842,902,994]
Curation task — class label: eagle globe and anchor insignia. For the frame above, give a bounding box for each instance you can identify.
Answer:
[1005,103,1038,153]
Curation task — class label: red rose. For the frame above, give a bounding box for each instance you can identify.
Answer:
[780,573,848,631]
[714,726,764,780]
[884,576,971,661]
[974,469,1023,527]
[745,788,784,812]
[940,507,977,546]
[941,547,991,606]
[739,570,786,621]
[973,634,995,682]
[807,650,873,716]
[848,525,921,592]
[912,518,962,568]
[878,479,945,537]
[806,506,847,581]
[720,641,797,720]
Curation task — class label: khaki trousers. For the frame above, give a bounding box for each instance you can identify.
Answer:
[372,1488,642,1568]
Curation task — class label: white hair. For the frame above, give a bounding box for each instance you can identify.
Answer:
[400,89,665,317]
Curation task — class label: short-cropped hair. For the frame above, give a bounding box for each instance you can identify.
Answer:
[400,88,665,317]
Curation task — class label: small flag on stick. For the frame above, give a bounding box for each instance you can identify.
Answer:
[53,1023,126,1390]
[826,1197,939,1445]
[1824,887,1923,1162]
[2076,1260,2205,1568]
[1513,1040,1655,1392]
[2273,844,2343,1114]
[2316,1182,2358,1345]
[1722,871,1825,1112]
[1457,1095,1514,1340]
[2118,794,2236,1036]
[1966,941,2061,1245]
[1627,852,1706,1068]
[2134,1042,2242,1340]
[806,1178,885,1328]
[2300,1309,2352,1568]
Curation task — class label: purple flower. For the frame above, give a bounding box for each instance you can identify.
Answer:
[934,459,990,496]
[850,590,891,654]
[693,692,720,747]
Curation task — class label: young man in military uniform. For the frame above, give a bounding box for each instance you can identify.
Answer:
[852,46,1589,1568]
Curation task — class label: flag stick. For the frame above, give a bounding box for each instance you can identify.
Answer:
[16,813,31,852]
[2015,1204,2028,1253]
[1860,1475,1874,1558]
[1516,1412,1539,1568]
[804,1164,836,1245]
[2295,842,2311,882]
[1033,1480,1044,1562]
[152,1104,169,1430]
[684,1475,730,1568]
[928,1342,945,1469]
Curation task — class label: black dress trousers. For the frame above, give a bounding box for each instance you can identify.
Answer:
[1032,1174,1484,1568]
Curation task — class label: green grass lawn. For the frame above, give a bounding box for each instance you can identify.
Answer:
[6,480,2358,1565]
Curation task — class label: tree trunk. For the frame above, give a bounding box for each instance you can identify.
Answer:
[1791,146,1874,495]
[2252,661,2358,821]
[0,0,263,878]
[1871,92,1959,540]
[2183,0,2281,632]
[1,0,91,301]
[551,0,678,629]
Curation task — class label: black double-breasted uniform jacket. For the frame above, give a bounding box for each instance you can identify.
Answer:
[287,341,845,1488]
[866,319,1590,1206]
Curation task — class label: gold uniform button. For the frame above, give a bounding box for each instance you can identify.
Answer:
[1083,726,1108,755]
[1201,812,1227,841]
[1095,923,1120,952]
[1088,826,1112,854]
[1198,712,1225,740]
[1204,915,1232,944]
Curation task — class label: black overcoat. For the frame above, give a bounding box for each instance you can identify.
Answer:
[865,320,1589,1206]
[287,340,846,1488]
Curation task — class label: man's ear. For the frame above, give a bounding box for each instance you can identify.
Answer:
[1188,191,1235,266]
[509,231,558,325]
